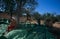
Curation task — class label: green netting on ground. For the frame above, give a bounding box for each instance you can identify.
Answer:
[0,18,10,36]
[0,18,10,24]
[6,24,57,39]
[0,18,57,39]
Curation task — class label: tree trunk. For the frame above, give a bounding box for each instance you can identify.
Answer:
[16,7,19,27]
[37,19,40,26]
[27,13,29,20]
[10,12,12,19]
[16,0,26,29]
[16,1,22,27]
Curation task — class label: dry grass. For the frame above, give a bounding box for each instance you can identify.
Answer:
[53,22,60,28]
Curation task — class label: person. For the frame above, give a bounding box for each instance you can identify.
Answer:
[7,19,16,32]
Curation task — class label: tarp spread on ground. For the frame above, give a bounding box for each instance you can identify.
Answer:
[0,18,57,39]
[6,24,57,39]
[0,18,10,36]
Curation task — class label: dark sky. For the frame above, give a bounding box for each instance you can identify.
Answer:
[35,0,60,15]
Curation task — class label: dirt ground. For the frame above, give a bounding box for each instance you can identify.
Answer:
[53,22,60,28]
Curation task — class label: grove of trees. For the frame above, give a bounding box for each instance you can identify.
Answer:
[1,0,38,26]
[0,0,60,25]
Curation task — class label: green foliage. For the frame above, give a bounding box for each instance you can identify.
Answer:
[56,15,60,22]
[3,0,38,25]
[32,12,41,20]
[15,0,38,25]
[3,0,15,12]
